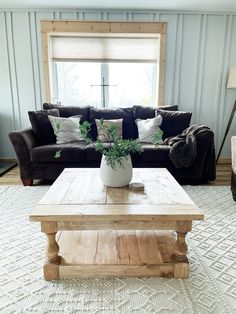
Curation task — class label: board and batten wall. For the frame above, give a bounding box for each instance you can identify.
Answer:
[0,9,236,158]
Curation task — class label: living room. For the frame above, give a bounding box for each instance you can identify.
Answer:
[0,0,236,313]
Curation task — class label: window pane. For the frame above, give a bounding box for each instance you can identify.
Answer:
[54,62,101,107]
[108,63,157,107]
[52,62,158,108]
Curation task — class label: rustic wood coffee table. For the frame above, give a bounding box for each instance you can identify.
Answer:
[30,168,203,280]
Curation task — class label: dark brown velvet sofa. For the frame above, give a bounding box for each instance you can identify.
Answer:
[9,104,216,186]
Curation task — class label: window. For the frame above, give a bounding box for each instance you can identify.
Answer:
[41,21,166,107]
[53,61,158,108]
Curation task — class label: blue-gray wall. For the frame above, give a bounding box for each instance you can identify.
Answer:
[0,9,236,158]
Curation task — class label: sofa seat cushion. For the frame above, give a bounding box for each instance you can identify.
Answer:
[31,142,87,163]
[84,143,107,161]
[89,107,136,140]
[132,143,170,162]
[84,143,170,163]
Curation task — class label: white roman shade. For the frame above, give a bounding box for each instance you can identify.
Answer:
[51,35,159,63]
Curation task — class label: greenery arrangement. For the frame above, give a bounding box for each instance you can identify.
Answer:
[80,120,143,170]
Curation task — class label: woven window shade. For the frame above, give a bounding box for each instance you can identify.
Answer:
[51,36,159,63]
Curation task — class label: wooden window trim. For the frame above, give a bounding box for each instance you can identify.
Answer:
[41,20,167,106]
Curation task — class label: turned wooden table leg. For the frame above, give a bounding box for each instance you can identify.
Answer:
[41,222,62,280]
[173,232,188,261]
[172,221,192,278]
[46,232,61,262]
[172,231,189,279]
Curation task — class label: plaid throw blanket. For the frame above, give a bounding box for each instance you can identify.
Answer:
[164,124,212,169]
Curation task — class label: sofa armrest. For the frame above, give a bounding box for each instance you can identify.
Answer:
[9,128,37,180]
[190,128,216,181]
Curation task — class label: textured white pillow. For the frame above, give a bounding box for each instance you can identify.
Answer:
[48,115,83,144]
[136,115,163,143]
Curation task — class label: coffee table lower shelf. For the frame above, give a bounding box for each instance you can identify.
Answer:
[44,230,189,280]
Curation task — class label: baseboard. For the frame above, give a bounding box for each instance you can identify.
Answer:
[0,158,17,162]
[217,158,231,165]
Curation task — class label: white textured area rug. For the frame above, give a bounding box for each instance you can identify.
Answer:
[0,185,236,314]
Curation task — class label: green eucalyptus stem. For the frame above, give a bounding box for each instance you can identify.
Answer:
[80,119,143,170]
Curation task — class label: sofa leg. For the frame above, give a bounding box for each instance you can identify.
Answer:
[22,179,33,186]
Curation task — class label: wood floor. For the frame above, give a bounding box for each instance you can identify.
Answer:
[0,161,231,186]
[0,166,22,185]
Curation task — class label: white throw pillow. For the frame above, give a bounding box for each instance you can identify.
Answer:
[48,115,83,144]
[136,115,163,143]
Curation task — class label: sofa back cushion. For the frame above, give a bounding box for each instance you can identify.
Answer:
[157,109,192,139]
[28,109,59,145]
[133,105,191,139]
[133,105,178,120]
[133,105,179,138]
[43,103,90,123]
[89,107,136,140]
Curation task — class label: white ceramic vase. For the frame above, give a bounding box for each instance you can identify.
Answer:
[100,155,133,187]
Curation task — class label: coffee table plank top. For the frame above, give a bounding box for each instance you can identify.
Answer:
[38,168,193,205]
[30,168,203,222]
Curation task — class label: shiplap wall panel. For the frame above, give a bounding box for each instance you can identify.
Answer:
[83,12,100,20]
[0,9,236,158]
[35,12,54,111]
[216,15,231,152]
[0,13,14,156]
[12,12,36,128]
[29,12,42,111]
[132,13,153,21]
[60,12,77,20]
[222,15,236,156]
[159,13,178,106]
[198,15,225,132]
[178,15,201,117]
[5,12,21,133]
[107,12,127,21]
[172,14,183,107]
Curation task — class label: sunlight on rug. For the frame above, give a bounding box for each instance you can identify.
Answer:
[0,185,235,313]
